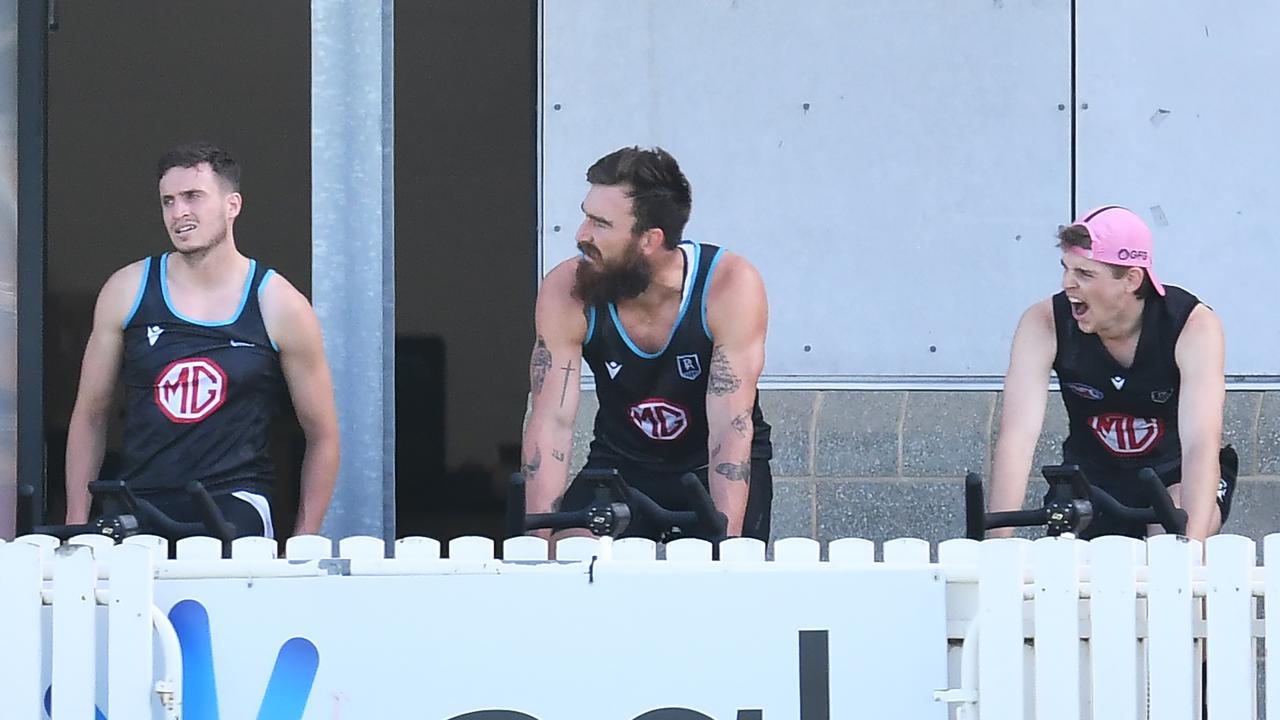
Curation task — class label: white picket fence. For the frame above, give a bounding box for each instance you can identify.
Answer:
[0,532,1273,719]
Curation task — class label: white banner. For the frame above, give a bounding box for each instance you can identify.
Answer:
[139,563,947,719]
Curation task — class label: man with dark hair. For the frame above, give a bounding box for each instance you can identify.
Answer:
[64,142,340,539]
[521,146,773,542]
[987,206,1232,540]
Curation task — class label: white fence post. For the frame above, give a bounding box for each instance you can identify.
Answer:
[1265,534,1280,718]
[0,542,43,719]
[1088,535,1144,719]
[1205,534,1256,719]
[1032,536,1083,720]
[978,538,1029,720]
[51,545,97,719]
[107,544,155,718]
[1146,535,1198,720]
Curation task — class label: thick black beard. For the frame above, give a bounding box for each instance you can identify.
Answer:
[571,252,652,306]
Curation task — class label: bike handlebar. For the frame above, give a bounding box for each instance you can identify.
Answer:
[510,468,728,541]
[966,464,1187,540]
[29,480,239,548]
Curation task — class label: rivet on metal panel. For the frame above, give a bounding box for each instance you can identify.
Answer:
[929,346,937,353]
[1057,104,1065,111]
[553,103,562,111]
[553,225,561,232]
[1080,102,1089,110]
[803,344,811,352]
[802,102,810,112]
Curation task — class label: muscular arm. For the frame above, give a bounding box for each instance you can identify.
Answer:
[65,262,143,524]
[262,275,341,536]
[704,254,767,537]
[987,300,1056,537]
[1173,304,1226,541]
[521,261,586,530]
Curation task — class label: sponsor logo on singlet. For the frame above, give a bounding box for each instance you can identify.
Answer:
[629,398,690,441]
[1088,413,1164,456]
[676,354,702,381]
[155,357,228,423]
[1066,382,1104,400]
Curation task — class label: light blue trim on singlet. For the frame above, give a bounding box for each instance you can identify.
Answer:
[121,257,152,329]
[583,305,597,346]
[608,241,701,359]
[256,269,280,351]
[701,246,726,342]
[160,252,256,327]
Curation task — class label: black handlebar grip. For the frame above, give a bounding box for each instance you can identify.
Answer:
[1138,467,1187,536]
[679,472,726,540]
[964,472,986,541]
[185,481,238,544]
[507,472,528,538]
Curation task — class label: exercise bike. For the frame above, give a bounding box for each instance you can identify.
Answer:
[17,479,240,555]
[507,468,728,542]
[964,463,1187,540]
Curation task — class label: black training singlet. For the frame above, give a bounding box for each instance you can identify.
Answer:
[118,254,283,498]
[582,241,772,473]
[1052,285,1200,483]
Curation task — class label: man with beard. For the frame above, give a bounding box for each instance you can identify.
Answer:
[63,142,340,539]
[987,206,1231,541]
[521,146,773,542]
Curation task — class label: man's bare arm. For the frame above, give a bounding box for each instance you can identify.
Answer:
[262,274,341,536]
[65,262,144,523]
[987,300,1057,537]
[521,261,586,529]
[704,253,767,537]
[1173,304,1226,541]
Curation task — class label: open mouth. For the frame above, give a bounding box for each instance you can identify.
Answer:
[1069,297,1089,319]
[174,223,197,237]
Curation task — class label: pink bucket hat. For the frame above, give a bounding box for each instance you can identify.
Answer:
[1067,205,1165,297]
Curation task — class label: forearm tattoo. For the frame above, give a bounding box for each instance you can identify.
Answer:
[530,335,552,394]
[731,410,751,437]
[708,346,742,396]
[559,362,575,407]
[521,446,542,480]
[551,448,566,462]
[715,461,751,484]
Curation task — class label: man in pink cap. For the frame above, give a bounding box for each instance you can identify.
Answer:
[987,206,1232,540]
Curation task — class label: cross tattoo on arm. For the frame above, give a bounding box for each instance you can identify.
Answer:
[559,361,575,406]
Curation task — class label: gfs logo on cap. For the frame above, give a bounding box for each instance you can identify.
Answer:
[1117,248,1148,262]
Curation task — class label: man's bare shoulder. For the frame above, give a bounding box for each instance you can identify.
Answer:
[536,258,587,343]
[95,259,151,324]
[705,250,766,312]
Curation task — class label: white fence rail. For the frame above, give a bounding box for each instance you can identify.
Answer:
[0,532,1273,718]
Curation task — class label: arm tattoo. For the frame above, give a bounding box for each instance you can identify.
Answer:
[559,361,575,406]
[530,336,552,395]
[710,443,722,458]
[708,346,742,396]
[551,449,565,462]
[731,410,751,437]
[521,446,542,480]
[715,461,751,484]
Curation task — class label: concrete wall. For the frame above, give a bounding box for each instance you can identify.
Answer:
[568,389,1280,551]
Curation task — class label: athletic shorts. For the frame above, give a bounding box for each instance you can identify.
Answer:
[560,458,773,542]
[139,490,275,541]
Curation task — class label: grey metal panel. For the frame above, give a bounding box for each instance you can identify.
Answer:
[1076,2,1280,376]
[540,1,1072,381]
[312,0,395,543]
[0,0,15,538]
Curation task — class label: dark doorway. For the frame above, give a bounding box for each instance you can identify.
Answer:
[393,1,537,543]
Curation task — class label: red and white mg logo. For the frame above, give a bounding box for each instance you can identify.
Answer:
[155,358,227,423]
[1088,413,1164,456]
[629,399,689,441]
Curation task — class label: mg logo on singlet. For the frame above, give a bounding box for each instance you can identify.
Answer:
[1088,413,1165,456]
[629,398,689,441]
[155,358,228,423]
